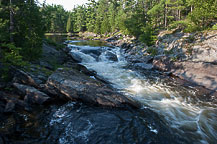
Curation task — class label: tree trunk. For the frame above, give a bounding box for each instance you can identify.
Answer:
[190,5,193,13]
[9,0,14,43]
[164,3,167,28]
[178,9,181,20]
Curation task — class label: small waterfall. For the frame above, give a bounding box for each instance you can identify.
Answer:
[66,40,217,144]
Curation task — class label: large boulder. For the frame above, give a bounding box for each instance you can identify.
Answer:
[190,32,217,64]
[45,68,139,108]
[69,52,83,63]
[0,91,26,113]
[80,48,102,56]
[171,61,217,91]
[153,56,217,91]
[13,69,39,87]
[4,100,15,113]
[42,43,67,65]
[134,63,153,70]
[13,83,50,105]
[0,136,3,144]
[153,56,172,72]
[104,51,118,61]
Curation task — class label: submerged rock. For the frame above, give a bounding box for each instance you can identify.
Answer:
[45,68,139,108]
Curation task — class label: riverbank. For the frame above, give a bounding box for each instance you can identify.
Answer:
[1,36,216,143]
[79,30,217,97]
[0,40,140,143]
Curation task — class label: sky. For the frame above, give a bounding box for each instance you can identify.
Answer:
[38,0,90,11]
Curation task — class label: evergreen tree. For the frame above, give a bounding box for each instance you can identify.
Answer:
[41,4,69,32]
[101,13,110,34]
[66,14,72,32]
[86,0,97,32]
[0,0,46,79]
[108,1,117,32]
[189,0,217,28]
[13,0,46,61]
[74,5,87,32]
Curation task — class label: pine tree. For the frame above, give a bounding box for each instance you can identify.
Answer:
[108,1,117,32]
[86,0,97,32]
[74,5,87,32]
[66,14,71,32]
[101,13,110,34]
[189,0,217,28]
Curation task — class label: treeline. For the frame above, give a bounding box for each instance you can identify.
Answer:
[41,4,70,33]
[66,0,216,45]
[40,0,217,38]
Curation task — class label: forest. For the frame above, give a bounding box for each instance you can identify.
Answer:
[0,0,217,76]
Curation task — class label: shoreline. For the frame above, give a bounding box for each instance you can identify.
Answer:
[79,30,217,96]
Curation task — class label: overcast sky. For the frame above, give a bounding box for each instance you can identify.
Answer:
[38,0,91,11]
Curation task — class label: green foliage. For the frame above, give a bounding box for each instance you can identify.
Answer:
[139,25,157,46]
[74,5,87,32]
[86,36,94,40]
[63,0,216,37]
[66,15,72,32]
[189,0,217,29]
[41,4,69,32]
[147,47,158,56]
[184,23,201,33]
[0,0,46,79]
[0,43,27,80]
[13,1,45,61]
[171,56,178,61]
[212,24,217,30]
[164,50,174,55]
[0,43,26,67]
[101,14,110,34]
[45,38,58,46]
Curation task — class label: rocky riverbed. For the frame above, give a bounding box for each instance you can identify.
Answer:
[0,30,217,143]
[0,40,142,143]
[100,30,217,97]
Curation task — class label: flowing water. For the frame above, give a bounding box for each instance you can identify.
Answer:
[65,40,217,144]
[3,39,216,144]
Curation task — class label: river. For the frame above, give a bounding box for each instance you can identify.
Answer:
[5,38,216,144]
[65,40,217,144]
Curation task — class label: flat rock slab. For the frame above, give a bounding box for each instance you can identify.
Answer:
[172,61,217,91]
[45,68,138,108]
[153,57,217,91]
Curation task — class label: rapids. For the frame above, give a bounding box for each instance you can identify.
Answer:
[66,40,217,144]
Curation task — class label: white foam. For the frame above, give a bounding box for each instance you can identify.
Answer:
[67,42,217,143]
